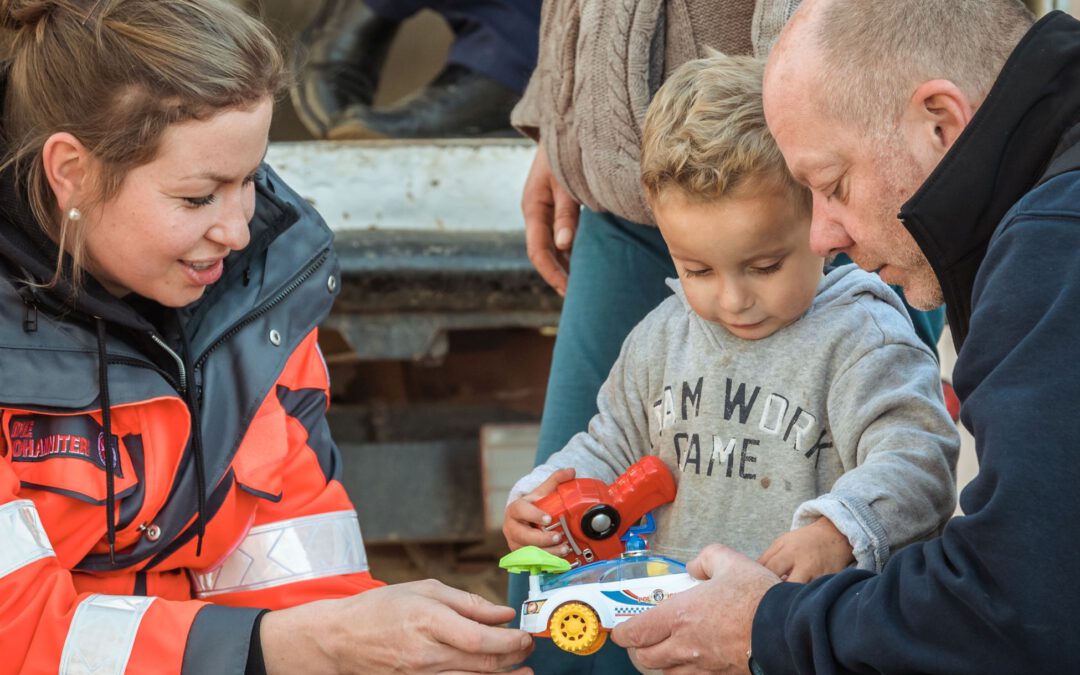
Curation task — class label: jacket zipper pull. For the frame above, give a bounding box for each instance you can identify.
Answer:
[23,302,37,333]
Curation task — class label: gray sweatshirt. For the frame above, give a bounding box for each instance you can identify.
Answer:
[510,265,959,571]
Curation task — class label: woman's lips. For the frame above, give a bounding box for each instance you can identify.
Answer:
[180,258,224,286]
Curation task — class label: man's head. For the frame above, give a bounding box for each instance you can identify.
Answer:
[763,0,1033,309]
[641,55,822,341]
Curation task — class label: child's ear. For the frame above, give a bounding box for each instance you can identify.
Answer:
[41,132,93,213]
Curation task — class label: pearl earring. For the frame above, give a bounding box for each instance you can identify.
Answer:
[67,207,82,221]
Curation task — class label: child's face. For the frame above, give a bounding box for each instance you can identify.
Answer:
[653,188,824,340]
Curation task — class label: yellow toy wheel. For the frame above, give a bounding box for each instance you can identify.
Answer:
[548,602,607,655]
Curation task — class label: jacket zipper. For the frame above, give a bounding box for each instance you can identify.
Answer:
[106,355,180,392]
[194,249,330,370]
[150,333,187,394]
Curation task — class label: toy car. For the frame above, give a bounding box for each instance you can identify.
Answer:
[501,541,700,655]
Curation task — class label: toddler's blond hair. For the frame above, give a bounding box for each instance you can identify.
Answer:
[641,54,808,209]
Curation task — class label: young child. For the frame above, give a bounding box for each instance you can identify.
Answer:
[504,55,960,582]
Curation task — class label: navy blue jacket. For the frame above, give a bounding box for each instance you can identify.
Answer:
[752,11,1080,674]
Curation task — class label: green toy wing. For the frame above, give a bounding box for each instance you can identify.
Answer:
[499,546,572,575]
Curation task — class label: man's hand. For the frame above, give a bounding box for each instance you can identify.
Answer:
[522,144,580,296]
[503,468,576,554]
[261,579,534,674]
[612,545,780,674]
[758,517,855,583]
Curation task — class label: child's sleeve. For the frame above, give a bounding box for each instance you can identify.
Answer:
[507,320,657,504]
[793,340,960,572]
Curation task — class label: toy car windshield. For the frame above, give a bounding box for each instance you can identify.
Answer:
[538,554,686,592]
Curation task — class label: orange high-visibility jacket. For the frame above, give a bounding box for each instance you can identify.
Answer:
[0,166,381,674]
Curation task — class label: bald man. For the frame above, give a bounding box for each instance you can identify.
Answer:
[611,1,1080,673]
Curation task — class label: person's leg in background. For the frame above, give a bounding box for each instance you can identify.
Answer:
[508,207,675,674]
[327,0,540,139]
[291,0,420,137]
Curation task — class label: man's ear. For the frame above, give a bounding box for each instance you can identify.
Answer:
[907,79,975,155]
[41,132,92,212]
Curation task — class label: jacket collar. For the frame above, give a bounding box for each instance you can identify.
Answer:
[898,11,1080,349]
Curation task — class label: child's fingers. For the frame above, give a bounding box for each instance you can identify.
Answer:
[525,468,576,500]
[539,543,572,557]
[784,566,815,584]
[761,550,794,580]
[507,499,554,528]
[505,518,565,549]
[757,536,786,567]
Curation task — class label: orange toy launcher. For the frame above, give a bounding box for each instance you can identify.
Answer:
[534,456,676,567]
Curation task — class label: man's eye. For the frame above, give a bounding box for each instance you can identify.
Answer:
[827,176,847,202]
[184,194,216,207]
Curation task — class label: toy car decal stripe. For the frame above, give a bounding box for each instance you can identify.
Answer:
[614,606,652,616]
[191,510,368,597]
[0,499,55,579]
[600,590,655,607]
[59,594,156,675]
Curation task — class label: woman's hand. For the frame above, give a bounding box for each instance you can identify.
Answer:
[260,579,534,674]
[522,144,580,296]
[502,468,576,554]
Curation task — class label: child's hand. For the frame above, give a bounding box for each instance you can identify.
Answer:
[502,468,576,554]
[757,517,855,583]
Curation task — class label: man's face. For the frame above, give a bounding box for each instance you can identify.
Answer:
[763,65,944,310]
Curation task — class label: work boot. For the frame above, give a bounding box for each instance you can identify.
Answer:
[291,0,401,139]
[326,64,521,139]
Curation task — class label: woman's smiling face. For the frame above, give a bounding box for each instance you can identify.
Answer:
[80,97,273,307]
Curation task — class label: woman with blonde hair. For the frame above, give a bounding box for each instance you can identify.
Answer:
[0,1,532,673]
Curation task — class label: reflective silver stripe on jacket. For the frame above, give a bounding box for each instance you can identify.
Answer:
[0,499,55,579]
[59,595,156,675]
[192,510,368,598]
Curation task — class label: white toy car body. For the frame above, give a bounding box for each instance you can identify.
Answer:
[519,553,700,654]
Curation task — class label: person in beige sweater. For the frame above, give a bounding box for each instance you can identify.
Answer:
[508,1,947,673]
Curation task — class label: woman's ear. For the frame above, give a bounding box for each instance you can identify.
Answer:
[41,132,92,211]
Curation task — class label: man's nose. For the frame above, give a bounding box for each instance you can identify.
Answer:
[809,194,854,258]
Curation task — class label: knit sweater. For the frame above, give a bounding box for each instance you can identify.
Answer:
[511,0,802,225]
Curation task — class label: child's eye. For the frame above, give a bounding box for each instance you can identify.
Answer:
[683,267,711,278]
[752,261,784,275]
[184,194,216,207]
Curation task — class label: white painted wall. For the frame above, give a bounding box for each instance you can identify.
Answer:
[266,139,535,233]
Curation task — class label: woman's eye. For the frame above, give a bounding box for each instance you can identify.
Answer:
[184,194,216,207]
[683,268,711,278]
